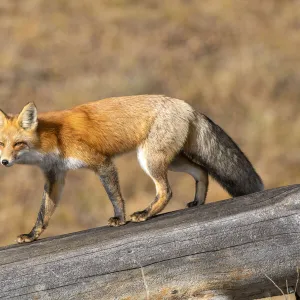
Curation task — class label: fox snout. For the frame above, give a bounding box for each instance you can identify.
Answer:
[0,147,15,167]
[1,159,9,166]
[0,145,18,167]
[0,156,14,167]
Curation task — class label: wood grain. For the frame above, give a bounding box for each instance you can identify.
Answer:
[0,185,299,300]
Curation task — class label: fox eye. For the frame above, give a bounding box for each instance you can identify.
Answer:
[0,142,4,147]
[14,141,27,147]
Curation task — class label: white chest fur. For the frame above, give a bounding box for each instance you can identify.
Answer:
[63,157,87,170]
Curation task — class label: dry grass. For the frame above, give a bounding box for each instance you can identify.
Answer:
[259,295,296,300]
[0,0,300,246]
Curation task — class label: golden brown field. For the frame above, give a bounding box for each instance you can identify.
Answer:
[0,0,299,247]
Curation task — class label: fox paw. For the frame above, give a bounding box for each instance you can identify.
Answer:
[130,210,149,222]
[187,200,198,208]
[16,233,37,244]
[187,198,205,208]
[108,217,126,227]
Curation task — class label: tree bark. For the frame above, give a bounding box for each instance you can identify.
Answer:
[0,185,299,300]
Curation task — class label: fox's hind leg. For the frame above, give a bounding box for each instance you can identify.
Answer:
[131,148,173,222]
[169,154,208,207]
[132,101,191,222]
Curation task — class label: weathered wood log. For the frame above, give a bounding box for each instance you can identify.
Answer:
[0,185,299,300]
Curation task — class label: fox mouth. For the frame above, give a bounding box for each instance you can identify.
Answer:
[1,160,14,167]
[4,163,13,167]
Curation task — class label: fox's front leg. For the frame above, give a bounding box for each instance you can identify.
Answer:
[97,159,126,226]
[17,170,66,243]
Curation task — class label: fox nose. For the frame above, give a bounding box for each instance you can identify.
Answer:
[2,160,9,166]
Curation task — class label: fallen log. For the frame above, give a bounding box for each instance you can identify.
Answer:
[0,185,299,299]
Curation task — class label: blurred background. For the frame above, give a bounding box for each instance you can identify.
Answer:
[0,0,299,246]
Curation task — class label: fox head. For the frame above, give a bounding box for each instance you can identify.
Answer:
[0,102,39,167]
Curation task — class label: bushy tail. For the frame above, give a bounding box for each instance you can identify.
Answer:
[184,112,264,197]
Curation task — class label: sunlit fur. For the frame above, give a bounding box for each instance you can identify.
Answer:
[0,95,264,243]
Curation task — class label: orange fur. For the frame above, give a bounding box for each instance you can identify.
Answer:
[37,96,156,165]
[1,96,157,168]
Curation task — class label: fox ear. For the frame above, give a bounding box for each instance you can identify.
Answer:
[18,102,38,130]
[0,109,8,128]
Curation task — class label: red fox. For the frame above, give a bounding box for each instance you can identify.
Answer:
[0,95,263,243]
